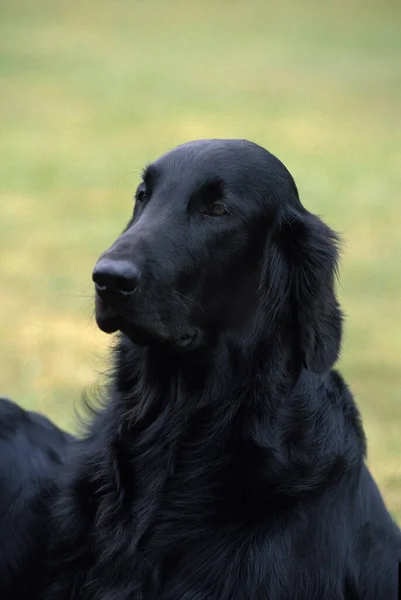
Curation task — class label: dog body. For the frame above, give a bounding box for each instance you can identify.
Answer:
[43,364,400,600]
[0,397,72,598]
[6,140,401,598]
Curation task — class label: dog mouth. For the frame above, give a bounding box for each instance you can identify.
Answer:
[95,300,201,350]
[94,299,121,334]
[125,327,200,350]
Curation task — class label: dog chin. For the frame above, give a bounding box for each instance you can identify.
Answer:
[123,323,202,352]
[122,325,156,347]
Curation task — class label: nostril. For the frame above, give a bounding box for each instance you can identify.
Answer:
[94,281,108,295]
[115,273,138,294]
[92,259,141,296]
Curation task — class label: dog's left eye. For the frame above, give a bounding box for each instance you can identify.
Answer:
[205,203,229,217]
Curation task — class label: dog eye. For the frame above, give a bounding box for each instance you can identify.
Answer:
[205,203,229,217]
[136,189,148,203]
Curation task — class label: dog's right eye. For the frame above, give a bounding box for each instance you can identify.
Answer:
[136,190,148,203]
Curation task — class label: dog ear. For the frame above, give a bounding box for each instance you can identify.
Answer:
[276,205,343,374]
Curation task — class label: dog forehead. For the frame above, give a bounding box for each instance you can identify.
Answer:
[144,139,301,216]
[149,139,296,201]
[151,140,271,180]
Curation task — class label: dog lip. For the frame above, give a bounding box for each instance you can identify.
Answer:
[96,313,120,334]
[178,332,196,347]
[96,299,201,349]
[121,320,201,350]
[176,329,202,350]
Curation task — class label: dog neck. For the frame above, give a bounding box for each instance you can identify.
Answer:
[83,331,364,542]
[113,327,305,424]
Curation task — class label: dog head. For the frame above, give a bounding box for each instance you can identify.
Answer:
[93,139,342,372]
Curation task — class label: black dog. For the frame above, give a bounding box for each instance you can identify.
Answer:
[0,397,72,599]
[40,140,400,599]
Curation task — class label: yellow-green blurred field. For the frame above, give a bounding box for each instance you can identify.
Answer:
[0,0,400,520]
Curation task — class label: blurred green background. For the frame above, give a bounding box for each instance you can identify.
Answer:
[0,0,400,520]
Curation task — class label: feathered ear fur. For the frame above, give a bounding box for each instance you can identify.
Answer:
[264,203,343,374]
[283,205,343,373]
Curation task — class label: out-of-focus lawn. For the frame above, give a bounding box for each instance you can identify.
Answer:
[0,0,400,520]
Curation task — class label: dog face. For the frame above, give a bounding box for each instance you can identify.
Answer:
[93,139,342,372]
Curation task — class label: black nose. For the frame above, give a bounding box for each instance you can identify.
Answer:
[92,259,141,297]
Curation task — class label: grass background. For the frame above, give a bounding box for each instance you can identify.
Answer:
[0,0,400,520]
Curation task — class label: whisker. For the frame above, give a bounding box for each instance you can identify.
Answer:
[169,289,207,316]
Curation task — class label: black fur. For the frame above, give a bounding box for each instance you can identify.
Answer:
[8,140,401,598]
[0,397,72,599]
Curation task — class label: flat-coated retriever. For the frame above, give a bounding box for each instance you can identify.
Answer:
[0,397,72,599]
[41,140,401,598]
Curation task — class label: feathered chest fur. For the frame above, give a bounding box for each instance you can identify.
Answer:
[45,348,364,600]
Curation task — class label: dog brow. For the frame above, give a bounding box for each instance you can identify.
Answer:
[141,165,158,184]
